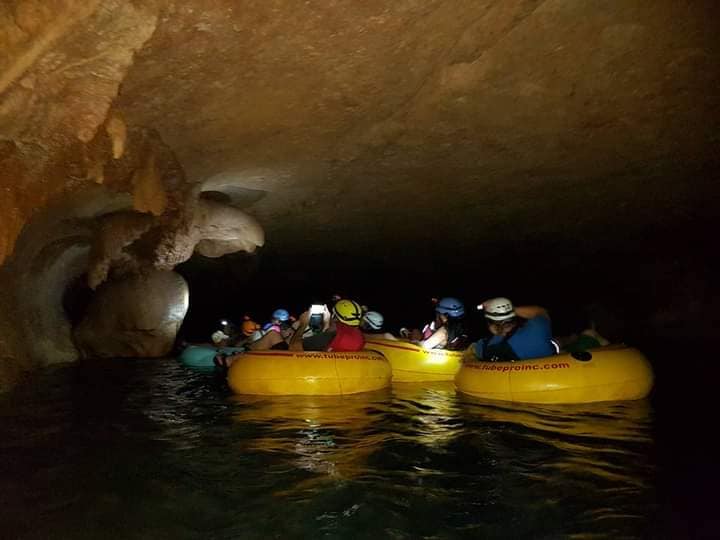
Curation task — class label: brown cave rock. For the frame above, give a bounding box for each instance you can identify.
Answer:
[74,270,189,358]
[0,1,718,391]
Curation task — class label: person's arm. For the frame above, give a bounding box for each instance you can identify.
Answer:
[420,326,447,350]
[581,328,610,346]
[322,305,331,331]
[514,305,549,320]
[409,328,423,342]
[554,333,579,348]
[249,331,284,351]
[289,311,310,351]
[463,343,479,363]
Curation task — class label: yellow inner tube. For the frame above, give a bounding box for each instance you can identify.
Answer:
[455,346,654,404]
[364,339,464,382]
[227,350,391,396]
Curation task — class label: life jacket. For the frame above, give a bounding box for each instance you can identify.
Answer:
[421,321,436,340]
[263,322,281,334]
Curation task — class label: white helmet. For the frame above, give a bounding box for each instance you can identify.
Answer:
[211,330,230,344]
[483,297,515,321]
[362,311,384,330]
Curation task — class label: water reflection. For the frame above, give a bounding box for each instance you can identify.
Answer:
[457,393,652,443]
[231,392,391,486]
[455,393,655,536]
[0,362,659,539]
[228,381,656,536]
[390,382,462,447]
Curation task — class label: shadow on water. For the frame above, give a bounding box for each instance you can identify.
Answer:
[0,360,661,539]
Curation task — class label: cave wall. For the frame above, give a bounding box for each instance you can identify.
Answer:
[0,187,124,390]
[0,0,161,265]
[5,0,715,268]
[0,122,264,391]
[115,0,720,259]
[74,270,190,358]
[0,1,266,390]
[1,1,718,390]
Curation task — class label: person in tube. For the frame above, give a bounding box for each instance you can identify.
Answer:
[468,297,555,362]
[289,299,365,352]
[405,297,468,350]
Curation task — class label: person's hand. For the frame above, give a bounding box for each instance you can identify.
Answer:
[322,304,331,330]
[281,326,295,340]
[462,345,477,364]
[297,310,311,326]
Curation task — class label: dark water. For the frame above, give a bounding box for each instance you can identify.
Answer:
[0,359,667,539]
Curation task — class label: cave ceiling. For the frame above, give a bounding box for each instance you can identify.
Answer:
[4,0,720,267]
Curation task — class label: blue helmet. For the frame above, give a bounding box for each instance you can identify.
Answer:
[436,297,465,318]
[272,308,290,322]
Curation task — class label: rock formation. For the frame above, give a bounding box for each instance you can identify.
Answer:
[74,271,189,358]
[1,1,718,391]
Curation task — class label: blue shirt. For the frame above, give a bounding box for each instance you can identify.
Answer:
[474,316,555,360]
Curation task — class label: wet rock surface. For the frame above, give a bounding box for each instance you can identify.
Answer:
[74,270,189,358]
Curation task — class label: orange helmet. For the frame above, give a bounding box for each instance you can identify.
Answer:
[241,316,259,336]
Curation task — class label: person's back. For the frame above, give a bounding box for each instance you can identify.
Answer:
[328,321,365,352]
[499,315,554,359]
[363,331,397,341]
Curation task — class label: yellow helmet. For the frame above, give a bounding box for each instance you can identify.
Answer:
[332,299,363,326]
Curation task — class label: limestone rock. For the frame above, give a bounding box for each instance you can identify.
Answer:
[192,199,265,257]
[0,1,159,264]
[0,1,718,392]
[74,270,189,358]
[1,0,718,268]
[0,275,29,393]
[2,0,718,267]
[114,0,719,260]
[85,198,264,289]
[86,211,155,289]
